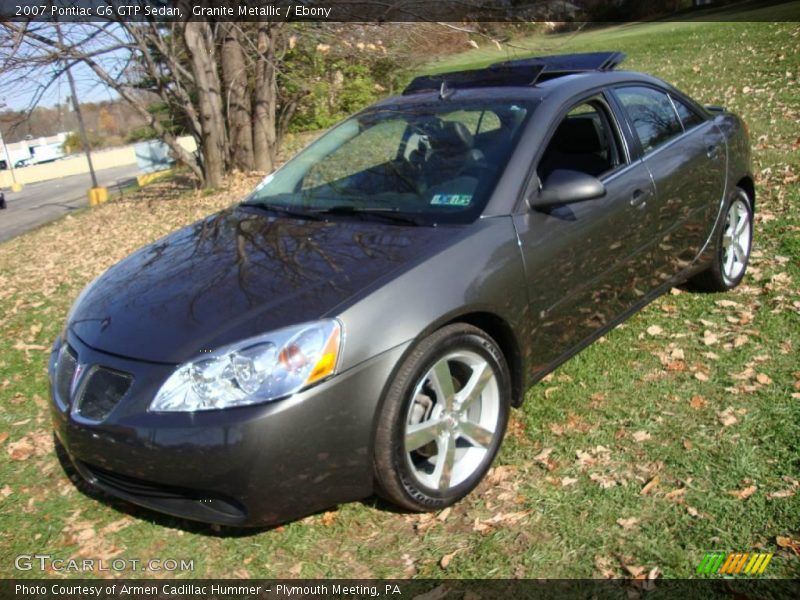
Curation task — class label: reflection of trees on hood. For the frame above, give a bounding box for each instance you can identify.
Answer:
[89,209,418,322]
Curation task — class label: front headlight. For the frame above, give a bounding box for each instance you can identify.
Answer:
[150,320,342,412]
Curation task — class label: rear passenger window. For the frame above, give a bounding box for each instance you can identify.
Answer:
[670,95,704,130]
[615,86,683,154]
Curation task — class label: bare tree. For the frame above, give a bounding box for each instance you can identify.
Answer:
[0,14,508,189]
[0,19,287,186]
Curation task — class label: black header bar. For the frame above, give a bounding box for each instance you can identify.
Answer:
[2,0,799,23]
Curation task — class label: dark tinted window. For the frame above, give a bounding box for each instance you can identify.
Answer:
[615,86,683,154]
[670,95,704,130]
[539,101,624,180]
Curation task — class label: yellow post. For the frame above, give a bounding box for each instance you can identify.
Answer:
[88,187,108,206]
[137,168,174,187]
[10,182,23,192]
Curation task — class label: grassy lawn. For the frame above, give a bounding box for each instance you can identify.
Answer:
[1,17,798,580]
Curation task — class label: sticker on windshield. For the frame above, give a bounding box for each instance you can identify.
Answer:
[430,194,472,207]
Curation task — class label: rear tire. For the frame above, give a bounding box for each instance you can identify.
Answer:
[373,323,510,512]
[689,187,752,292]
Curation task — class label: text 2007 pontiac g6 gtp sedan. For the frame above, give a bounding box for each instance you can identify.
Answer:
[50,53,753,526]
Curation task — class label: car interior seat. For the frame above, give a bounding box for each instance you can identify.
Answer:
[539,117,611,180]
[423,121,487,186]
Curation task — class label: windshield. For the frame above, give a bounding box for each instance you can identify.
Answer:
[245,99,533,225]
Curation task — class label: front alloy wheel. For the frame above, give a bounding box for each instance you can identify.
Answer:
[373,324,510,511]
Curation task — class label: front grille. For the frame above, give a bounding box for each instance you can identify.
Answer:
[55,346,78,407]
[74,367,132,421]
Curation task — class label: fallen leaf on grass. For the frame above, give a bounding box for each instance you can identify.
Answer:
[702,330,719,346]
[439,549,462,569]
[0,432,8,445]
[320,511,337,526]
[617,517,641,530]
[7,438,34,461]
[487,465,516,484]
[624,563,647,577]
[733,335,749,348]
[716,299,740,308]
[595,556,617,578]
[646,325,663,336]
[640,476,660,496]
[437,507,451,522]
[686,506,701,518]
[766,489,795,499]
[12,341,47,353]
[776,536,800,555]
[590,473,617,489]
[767,477,799,500]
[473,511,530,534]
[756,373,773,385]
[560,477,578,487]
[665,487,687,501]
[690,395,707,410]
[717,408,738,427]
[288,562,303,576]
[632,430,651,443]
[728,485,757,500]
[733,367,755,380]
[100,518,133,535]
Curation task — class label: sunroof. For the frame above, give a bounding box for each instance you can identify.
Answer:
[491,52,627,73]
[403,52,626,95]
[403,64,545,95]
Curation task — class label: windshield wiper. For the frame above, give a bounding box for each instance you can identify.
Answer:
[241,201,322,221]
[311,205,422,226]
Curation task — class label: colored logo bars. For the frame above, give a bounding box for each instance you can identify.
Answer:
[696,552,774,575]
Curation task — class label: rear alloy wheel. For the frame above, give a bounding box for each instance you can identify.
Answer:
[373,324,510,511]
[690,187,753,292]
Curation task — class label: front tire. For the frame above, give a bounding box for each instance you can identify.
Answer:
[373,323,511,512]
[689,187,753,292]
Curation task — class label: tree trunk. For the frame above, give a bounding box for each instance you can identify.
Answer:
[219,23,254,172]
[252,23,279,174]
[184,21,228,188]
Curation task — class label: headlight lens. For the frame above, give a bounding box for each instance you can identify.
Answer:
[150,320,342,412]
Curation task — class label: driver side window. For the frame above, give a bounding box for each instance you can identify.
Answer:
[538,100,624,182]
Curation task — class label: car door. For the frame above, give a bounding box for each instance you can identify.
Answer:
[611,85,727,284]
[513,94,657,374]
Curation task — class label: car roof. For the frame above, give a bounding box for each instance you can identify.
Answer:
[370,70,672,111]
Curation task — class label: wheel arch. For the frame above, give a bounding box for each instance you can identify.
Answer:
[736,175,755,213]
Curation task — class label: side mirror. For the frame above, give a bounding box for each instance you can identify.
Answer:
[529,169,606,209]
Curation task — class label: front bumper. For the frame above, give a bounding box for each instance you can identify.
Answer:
[50,331,409,527]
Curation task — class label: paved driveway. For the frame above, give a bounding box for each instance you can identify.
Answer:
[0,165,141,243]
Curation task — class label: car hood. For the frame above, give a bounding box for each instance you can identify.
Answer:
[69,207,462,363]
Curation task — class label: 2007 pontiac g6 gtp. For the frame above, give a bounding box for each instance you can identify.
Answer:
[50,53,754,526]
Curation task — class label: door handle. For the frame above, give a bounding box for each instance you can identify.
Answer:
[630,189,649,209]
[707,144,721,159]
